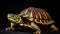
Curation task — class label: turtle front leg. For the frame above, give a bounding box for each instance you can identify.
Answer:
[50,24,59,31]
[19,23,41,34]
[6,23,15,31]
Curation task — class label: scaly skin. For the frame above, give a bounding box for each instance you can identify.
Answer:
[6,14,58,34]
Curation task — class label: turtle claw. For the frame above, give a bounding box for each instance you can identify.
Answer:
[5,27,14,31]
[33,31,41,34]
[52,28,59,31]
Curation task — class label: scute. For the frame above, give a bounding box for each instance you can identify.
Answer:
[20,7,54,25]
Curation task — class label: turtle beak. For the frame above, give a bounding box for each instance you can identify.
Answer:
[7,14,12,18]
[7,14,11,18]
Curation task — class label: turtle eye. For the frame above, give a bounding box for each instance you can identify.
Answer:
[11,14,16,18]
[12,15,14,17]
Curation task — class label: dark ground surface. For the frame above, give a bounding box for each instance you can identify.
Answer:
[0,30,60,34]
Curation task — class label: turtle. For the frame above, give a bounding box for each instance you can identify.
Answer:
[6,7,59,34]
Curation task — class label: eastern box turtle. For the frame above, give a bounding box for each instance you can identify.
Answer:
[6,7,59,34]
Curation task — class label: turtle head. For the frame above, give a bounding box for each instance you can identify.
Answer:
[7,14,19,23]
[7,14,23,23]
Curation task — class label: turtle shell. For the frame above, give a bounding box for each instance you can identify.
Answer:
[19,7,54,25]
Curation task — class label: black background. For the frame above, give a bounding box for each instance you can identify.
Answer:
[0,0,60,31]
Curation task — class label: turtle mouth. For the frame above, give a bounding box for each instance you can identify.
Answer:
[8,17,14,21]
